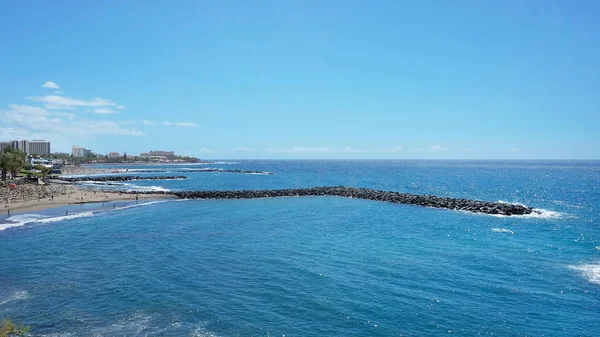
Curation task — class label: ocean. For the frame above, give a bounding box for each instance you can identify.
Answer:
[1,160,599,336]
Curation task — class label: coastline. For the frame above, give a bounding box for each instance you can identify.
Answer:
[59,162,218,175]
[4,185,174,214]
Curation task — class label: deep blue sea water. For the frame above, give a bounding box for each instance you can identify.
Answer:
[1,160,600,336]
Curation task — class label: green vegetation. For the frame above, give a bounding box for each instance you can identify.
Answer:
[33,165,53,181]
[0,148,27,181]
[51,153,202,164]
[0,318,30,337]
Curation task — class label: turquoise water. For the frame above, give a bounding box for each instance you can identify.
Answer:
[1,160,600,336]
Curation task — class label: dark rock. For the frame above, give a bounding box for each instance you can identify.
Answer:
[57,175,187,182]
[122,186,536,216]
[121,169,273,175]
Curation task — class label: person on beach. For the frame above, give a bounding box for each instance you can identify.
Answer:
[65,210,68,215]
[7,209,10,218]
[135,195,139,202]
[113,204,116,208]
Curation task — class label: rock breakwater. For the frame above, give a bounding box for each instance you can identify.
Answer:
[58,175,187,182]
[129,169,272,175]
[128,186,536,216]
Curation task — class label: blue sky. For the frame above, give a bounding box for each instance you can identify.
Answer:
[1,1,598,159]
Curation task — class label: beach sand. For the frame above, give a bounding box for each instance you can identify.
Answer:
[4,186,173,214]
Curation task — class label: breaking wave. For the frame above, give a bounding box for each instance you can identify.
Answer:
[569,264,600,285]
[77,181,170,192]
[0,290,29,305]
[0,201,171,231]
[122,183,170,192]
[495,201,565,219]
[491,228,514,234]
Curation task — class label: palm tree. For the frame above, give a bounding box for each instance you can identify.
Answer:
[0,153,8,181]
[0,148,27,181]
[34,165,53,182]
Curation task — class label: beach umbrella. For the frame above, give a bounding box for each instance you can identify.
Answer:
[9,183,17,189]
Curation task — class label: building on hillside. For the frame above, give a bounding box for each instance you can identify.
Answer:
[0,140,51,156]
[149,150,175,159]
[108,152,121,158]
[72,145,92,158]
[139,152,150,159]
[149,155,168,162]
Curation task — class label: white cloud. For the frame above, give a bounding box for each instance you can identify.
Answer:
[142,120,153,126]
[117,105,125,109]
[55,112,76,119]
[462,147,476,152]
[94,108,117,114]
[232,146,254,152]
[162,121,197,127]
[341,146,367,153]
[0,127,36,139]
[27,95,117,110]
[266,146,331,154]
[6,104,50,116]
[380,146,403,153]
[42,81,60,89]
[410,145,449,152]
[1,104,144,137]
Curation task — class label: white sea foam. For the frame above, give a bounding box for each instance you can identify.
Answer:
[110,200,170,211]
[497,200,527,207]
[1,214,47,231]
[77,181,170,192]
[78,181,126,186]
[569,264,600,285]
[0,290,29,305]
[491,228,514,234]
[519,208,564,219]
[190,326,221,337]
[1,200,172,230]
[492,201,565,219]
[2,211,97,229]
[95,312,154,335]
[210,161,237,165]
[37,212,95,223]
[122,183,170,192]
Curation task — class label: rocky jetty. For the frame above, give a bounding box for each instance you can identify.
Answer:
[127,169,273,175]
[127,186,535,216]
[58,175,187,182]
[188,169,272,174]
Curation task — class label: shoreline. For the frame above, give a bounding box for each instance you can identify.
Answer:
[4,185,174,214]
[59,162,216,175]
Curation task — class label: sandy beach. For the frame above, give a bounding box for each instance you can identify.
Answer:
[3,184,173,214]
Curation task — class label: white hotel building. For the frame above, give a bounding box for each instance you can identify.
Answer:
[0,140,51,156]
[72,145,92,158]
